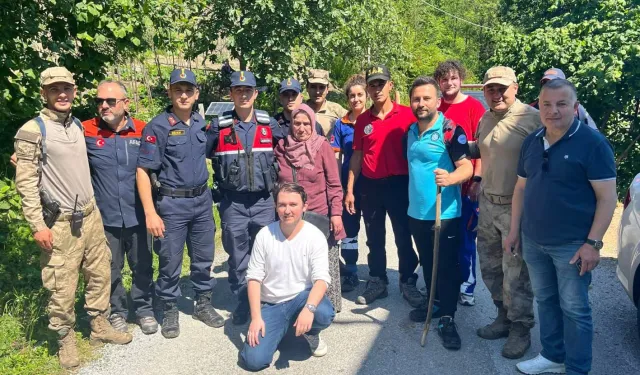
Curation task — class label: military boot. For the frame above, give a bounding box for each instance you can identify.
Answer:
[501,322,531,359]
[161,301,180,339]
[57,329,80,369]
[193,292,225,328]
[89,315,133,345]
[477,305,511,340]
[232,290,250,326]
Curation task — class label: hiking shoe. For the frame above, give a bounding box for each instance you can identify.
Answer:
[477,305,511,340]
[193,292,225,328]
[232,298,250,326]
[303,333,328,357]
[502,322,531,359]
[516,353,566,374]
[89,315,133,345]
[57,329,79,369]
[400,276,426,308]
[409,303,443,322]
[341,274,359,293]
[138,316,158,335]
[108,313,128,333]
[356,277,388,305]
[458,293,476,306]
[437,316,461,350]
[161,301,180,339]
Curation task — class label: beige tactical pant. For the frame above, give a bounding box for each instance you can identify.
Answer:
[477,193,535,327]
[40,199,111,332]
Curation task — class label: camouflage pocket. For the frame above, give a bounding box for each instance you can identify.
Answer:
[41,254,66,292]
[14,140,38,161]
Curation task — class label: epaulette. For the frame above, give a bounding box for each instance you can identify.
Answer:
[255,109,271,125]
[218,111,234,128]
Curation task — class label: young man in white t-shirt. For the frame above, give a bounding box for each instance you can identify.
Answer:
[240,182,335,371]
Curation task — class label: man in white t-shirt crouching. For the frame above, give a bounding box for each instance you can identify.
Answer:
[240,182,335,371]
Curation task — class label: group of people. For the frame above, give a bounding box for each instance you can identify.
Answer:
[12,58,616,375]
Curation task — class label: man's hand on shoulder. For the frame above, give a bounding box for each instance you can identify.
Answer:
[293,308,314,336]
[247,317,266,347]
[34,228,53,252]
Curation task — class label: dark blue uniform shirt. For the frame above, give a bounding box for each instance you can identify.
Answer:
[138,107,209,189]
[517,119,616,245]
[84,116,146,228]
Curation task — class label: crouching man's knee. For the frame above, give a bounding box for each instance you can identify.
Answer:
[240,345,273,372]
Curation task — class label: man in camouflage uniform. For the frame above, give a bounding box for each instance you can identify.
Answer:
[471,66,540,359]
[305,69,348,139]
[14,67,132,369]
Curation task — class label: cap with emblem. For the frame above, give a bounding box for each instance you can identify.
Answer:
[230,71,257,87]
[366,65,391,83]
[307,69,330,85]
[279,78,302,93]
[482,66,517,87]
[40,67,75,87]
[170,68,198,86]
[540,67,566,83]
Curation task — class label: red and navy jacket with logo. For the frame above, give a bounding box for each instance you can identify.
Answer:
[207,110,279,193]
[84,116,147,228]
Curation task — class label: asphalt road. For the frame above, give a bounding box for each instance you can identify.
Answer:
[79,218,640,375]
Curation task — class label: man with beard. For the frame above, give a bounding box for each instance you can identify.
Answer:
[404,76,473,350]
[434,60,486,307]
[83,80,157,334]
[306,69,347,139]
[273,78,324,141]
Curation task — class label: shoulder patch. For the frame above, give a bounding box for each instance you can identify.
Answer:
[218,111,234,128]
[15,128,41,144]
[255,110,270,125]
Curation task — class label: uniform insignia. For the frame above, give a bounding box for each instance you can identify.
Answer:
[240,72,246,82]
[169,129,186,136]
[261,128,267,136]
[129,139,140,146]
[364,124,373,135]
[179,68,186,79]
[431,132,440,141]
[330,135,335,143]
[167,116,177,126]
[96,138,105,148]
[457,134,467,144]
[287,78,292,86]
[145,135,157,144]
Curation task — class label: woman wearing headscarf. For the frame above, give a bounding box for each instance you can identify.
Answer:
[274,103,345,311]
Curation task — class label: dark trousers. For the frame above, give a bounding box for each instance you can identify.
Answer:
[341,188,361,276]
[220,192,275,296]
[104,224,154,318]
[459,196,478,295]
[154,191,215,301]
[360,175,419,283]
[409,217,461,317]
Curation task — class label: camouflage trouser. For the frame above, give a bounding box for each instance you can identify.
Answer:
[477,193,534,328]
[40,199,111,333]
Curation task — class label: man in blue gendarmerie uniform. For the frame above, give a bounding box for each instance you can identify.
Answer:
[137,68,224,339]
[273,78,324,142]
[207,71,280,326]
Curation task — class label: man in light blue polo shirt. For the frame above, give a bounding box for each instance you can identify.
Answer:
[505,79,617,375]
[404,76,473,350]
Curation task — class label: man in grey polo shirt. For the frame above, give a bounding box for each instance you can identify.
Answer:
[505,79,617,375]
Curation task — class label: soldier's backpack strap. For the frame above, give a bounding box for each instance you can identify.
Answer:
[218,111,234,128]
[254,109,271,125]
[34,116,84,165]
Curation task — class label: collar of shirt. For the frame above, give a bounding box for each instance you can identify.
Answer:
[41,107,73,127]
[489,99,524,120]
[366,101,402,122]
[410,112,444,139]
[341,113,355,126]
[166,106,200,127]
[98,116,135,134]
[308,99,328,113]
[536,118,581,145]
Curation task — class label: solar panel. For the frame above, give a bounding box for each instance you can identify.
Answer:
[205,102,235,116]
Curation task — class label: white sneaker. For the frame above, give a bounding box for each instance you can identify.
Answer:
[458,293,476,306]
[303,334,328,357]
[517,354,566,374]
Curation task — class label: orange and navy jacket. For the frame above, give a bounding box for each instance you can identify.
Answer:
[207,110,279,193]
[84,116,146,228]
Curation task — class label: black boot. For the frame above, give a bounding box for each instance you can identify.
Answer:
[232,290,250,326]
[193,292,225,328]
[161,301,180,339]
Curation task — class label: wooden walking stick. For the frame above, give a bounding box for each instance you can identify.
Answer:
[421,185,442,347]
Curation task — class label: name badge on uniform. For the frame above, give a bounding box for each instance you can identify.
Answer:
[260,139,271,144]
[169,129,186,136]
[129,139,140,146]
[364,124,373,135]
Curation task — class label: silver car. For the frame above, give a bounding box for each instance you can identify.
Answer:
[617,172,640,338]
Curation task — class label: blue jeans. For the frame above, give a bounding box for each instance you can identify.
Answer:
[522,235,592,375]
[240,290,335,371]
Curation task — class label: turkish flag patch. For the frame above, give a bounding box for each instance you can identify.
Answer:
[145,135,156,144]
[96,138,105,148]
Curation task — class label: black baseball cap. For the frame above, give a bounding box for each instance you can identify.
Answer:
[366,65,391,83]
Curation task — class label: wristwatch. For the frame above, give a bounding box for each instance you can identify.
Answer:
[472,176,482,183]
[585,239,603,250]
[305,304,317,313]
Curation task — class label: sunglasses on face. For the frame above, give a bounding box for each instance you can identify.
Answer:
[94,97,125,107]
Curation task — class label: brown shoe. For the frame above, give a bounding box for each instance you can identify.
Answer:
[57,329,80,369]
[90,315,133,346]
[477,305,511,340]
[501,322,531,359]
